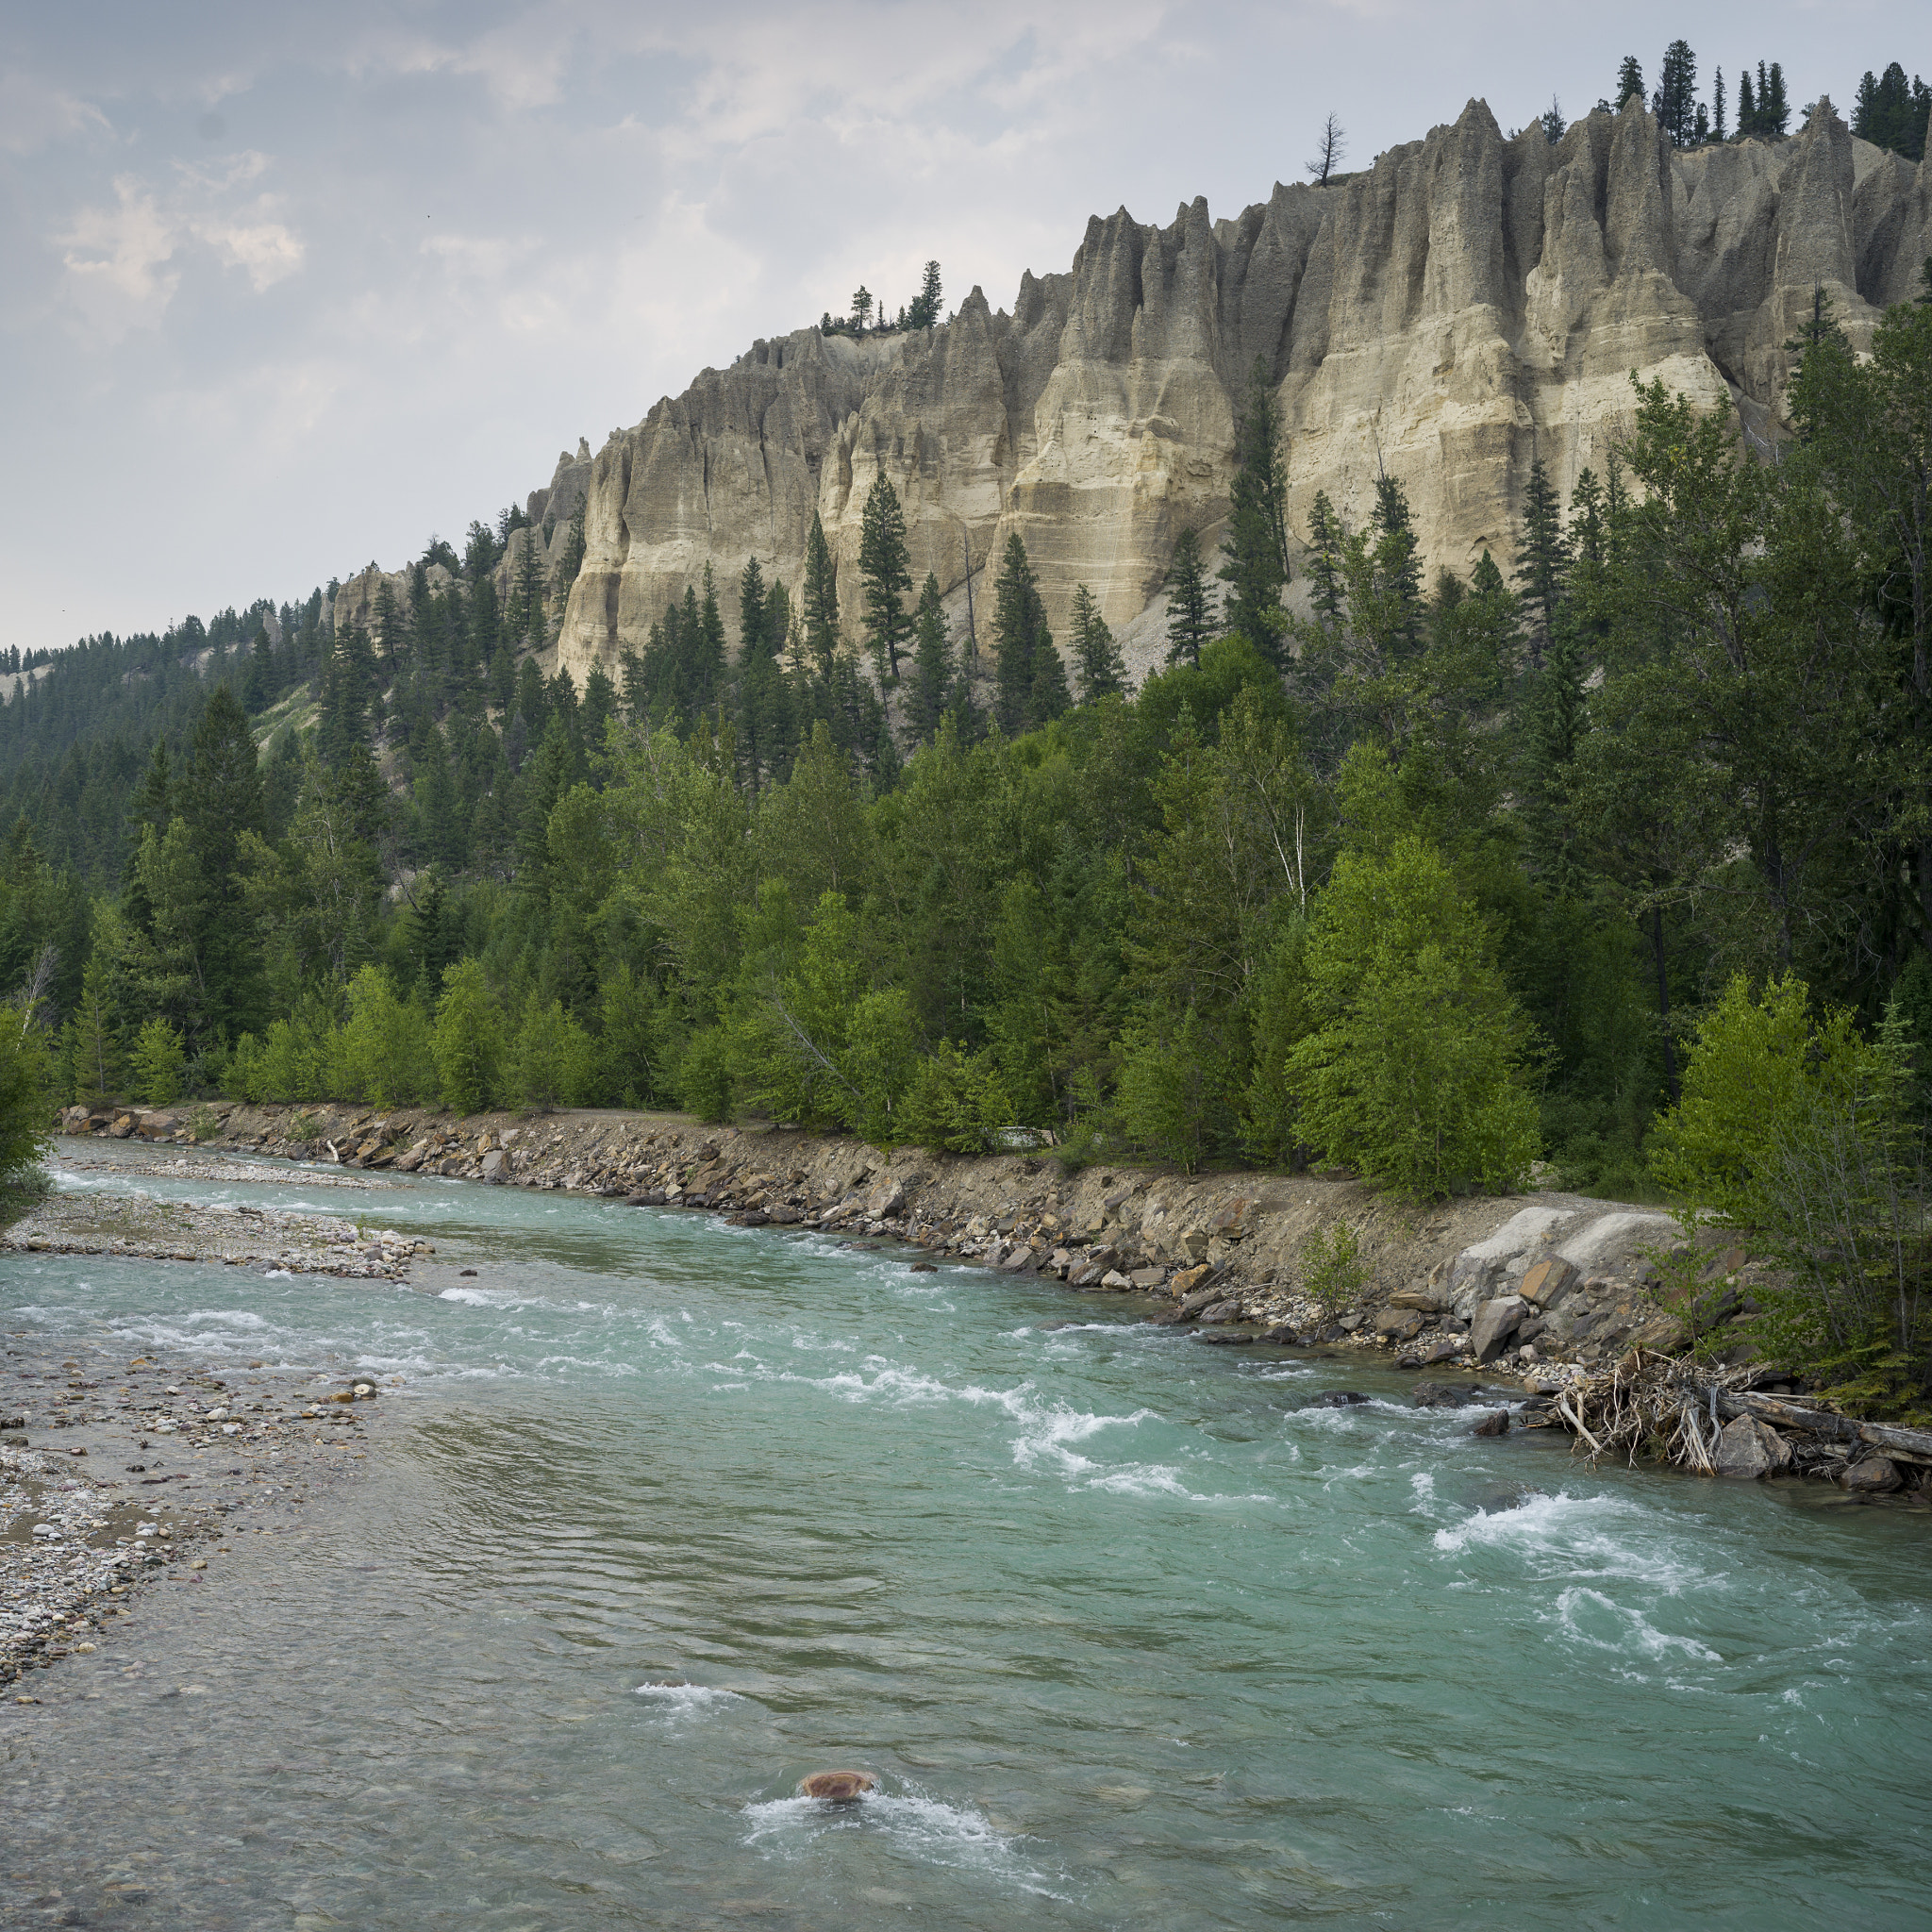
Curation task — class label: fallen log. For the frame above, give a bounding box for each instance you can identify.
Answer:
[1713,1391,1932,1466]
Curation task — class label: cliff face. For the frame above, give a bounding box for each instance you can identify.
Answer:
[341,96,1932,684]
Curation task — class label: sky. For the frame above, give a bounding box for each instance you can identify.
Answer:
[0,1,1907,654]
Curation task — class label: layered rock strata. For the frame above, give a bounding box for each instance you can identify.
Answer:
[447,93,1932,688]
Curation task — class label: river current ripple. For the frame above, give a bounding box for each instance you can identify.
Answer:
[4,1144,1928,1929]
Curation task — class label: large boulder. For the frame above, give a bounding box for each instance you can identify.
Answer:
[1714,1414,1793,1478]
[1841,1456,1904,1494]
[1469,1296,1528,1363]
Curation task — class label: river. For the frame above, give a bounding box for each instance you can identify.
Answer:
[4,1144,1928,1929]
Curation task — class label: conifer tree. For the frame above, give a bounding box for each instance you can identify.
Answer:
[696,564,728,708]
[802,512,840,679]
[907,573,953,739]
[1164,529,1217,667]
[858,473,914,682]
[1513,458,1570,666]
[992,534,1058,733]
[1657,41,1698,147]
[909,260,942,329]
[1713,67,1726,142]
[1305,491,1346,629]
[1069,584,1127,701]
[513,530,546,650]
[1616,55,1645,108]
[1218,357,1291,668]
[1736,65,1757,135]
[738,558,771,660]
[243,625,273,711]
[1371,475,1424,658]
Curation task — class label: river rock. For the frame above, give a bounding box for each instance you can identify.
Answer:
[1469,1296,1527,1363]
[1471,1409,1510,1437]
[1413,1381,1490,1409]
[1195,1300,1241,1324]
[1307,1391,1369,1408]
[1714,1414,1793,1478]
[1373,1306,1424,1341]
[798,1771,875,1802]
[1841,1455,1903,1493]
[480,1149,508,1183]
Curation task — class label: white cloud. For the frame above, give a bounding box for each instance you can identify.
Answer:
[0,70,108,155]
[54,155,303,339]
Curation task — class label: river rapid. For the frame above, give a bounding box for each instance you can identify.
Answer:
[4,1143,1929,1930]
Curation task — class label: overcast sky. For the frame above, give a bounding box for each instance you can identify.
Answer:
[0,2,1907,653]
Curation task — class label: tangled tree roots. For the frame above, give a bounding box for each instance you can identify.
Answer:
[1551,1350,1740,1471]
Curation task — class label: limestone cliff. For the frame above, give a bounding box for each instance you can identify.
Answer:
[340,95,1932,688]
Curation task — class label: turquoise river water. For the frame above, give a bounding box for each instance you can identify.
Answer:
[3,1146,1929,1929]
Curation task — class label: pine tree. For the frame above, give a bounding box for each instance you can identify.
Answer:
[513,530,546,650]
[1617,56,1645,108]
[1069,584,1127,701]
[1713,67,1726,141]
[907,573,953,739]
[858,473,914,682]
[1305,491,1346,629]
[738,558,771,660]
[1736,65,1757,136]
[1513,458,1570,666]
[1371,475,1424,658]
[695,564,728,708]
[909,260,942,329]
[802,512,840,679]
[1164,529,1217,667]
[1217,357,1291,668]
[243,625,273,711]
[1541,97,1565,144]
[1657,40,1698,147]
[991,534,1058,733]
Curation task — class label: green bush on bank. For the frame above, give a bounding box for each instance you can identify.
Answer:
[1652,974,1931,1415]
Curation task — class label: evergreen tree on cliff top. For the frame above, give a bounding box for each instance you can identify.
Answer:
[858,473,914,683]
[1616,55,1645,108]
[1218,357,1292,670]
[1657,41,1698,147]
[908,260,943,329]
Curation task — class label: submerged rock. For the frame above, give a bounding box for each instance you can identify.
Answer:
[1471,1409,1510,1437]
[1307,1391,1368,1408]
[1412,1381,1490,1410]
[798,1770,875,1802]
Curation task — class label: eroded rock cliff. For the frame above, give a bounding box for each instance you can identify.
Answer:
[339,95,1932,688]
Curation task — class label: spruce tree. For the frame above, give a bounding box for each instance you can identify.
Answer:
[909,260,942,329]
[991,534,1055,733]
[907,573,953,739]
[1305,491,1346,629]
[1513,458,1570,666]
[1217,357,1291,668]
[696,564,728,708]
[1070,584,1127,701]
[738,558,771,660]
[1713,67,1726,141]
[1736,66,1757,136]
[858,473,914,682]
[1371,475,1424,658]
[1657,41,1698,147]
[1164,529,1216,667]
[243,625,273,711]
[1617,55,1645,108]
[802,512,840,679]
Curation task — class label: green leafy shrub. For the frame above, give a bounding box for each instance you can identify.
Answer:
[1297,1222,1366,1314]
[0,1005,53,1209]
[675,1027,735,1124]
[432,959,503,1115]
[1651,974,1930,1415]
[509,993,596,1111]
[900,1041,1012,1155]
[338,965,438,1109]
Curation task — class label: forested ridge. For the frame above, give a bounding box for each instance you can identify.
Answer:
[4,263,1930,1246]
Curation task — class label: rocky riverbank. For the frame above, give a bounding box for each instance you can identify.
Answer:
[1,1335,400,1692]
[53,1099,1932,1503]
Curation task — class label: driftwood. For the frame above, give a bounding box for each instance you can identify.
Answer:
[1714,1390,1932,1466]
[1553,1351,1932,1474]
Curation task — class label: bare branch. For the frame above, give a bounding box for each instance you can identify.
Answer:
[1306,113,1346,186]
